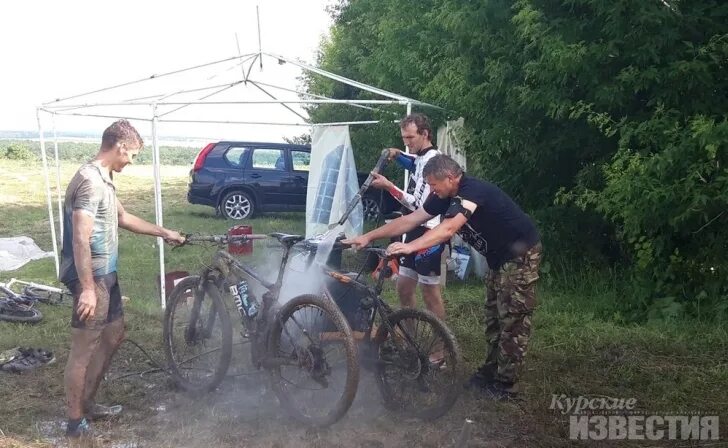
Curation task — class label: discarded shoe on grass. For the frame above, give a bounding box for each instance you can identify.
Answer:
[479,381,519,401]
[0,347,55,373]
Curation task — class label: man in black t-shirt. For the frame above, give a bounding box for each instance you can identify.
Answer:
[345,154,542,399]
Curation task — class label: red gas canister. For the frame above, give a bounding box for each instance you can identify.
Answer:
[228,225,253,255]
[157,270,190,299]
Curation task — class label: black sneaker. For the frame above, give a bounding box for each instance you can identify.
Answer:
[86,403,123,420]
[0,348,55,373]
[480,381,518,401]
[65,417,92,438]
[464,363,497,390]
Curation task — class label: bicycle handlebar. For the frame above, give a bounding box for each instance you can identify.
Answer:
[180,233,268,247]
[363,247,390,259]
[336,148,390,227]
[301,236,393,260]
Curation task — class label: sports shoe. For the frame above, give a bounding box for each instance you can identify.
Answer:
[85,403,123,420]
[0,348,55,373]
[65,417,92,438]
[480,381,518,401]
[464,363,497,390]
[0,347,21,365]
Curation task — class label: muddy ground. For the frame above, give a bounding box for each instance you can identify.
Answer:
[1,340,568,448]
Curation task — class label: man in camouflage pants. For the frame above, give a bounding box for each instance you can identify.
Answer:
[378,154,542,399]
[482,242,542,396]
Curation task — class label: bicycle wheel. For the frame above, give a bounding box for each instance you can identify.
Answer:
[0,300,43,323]
[374,308,462,420]
[163,275,232,394]
[267,294,359,427]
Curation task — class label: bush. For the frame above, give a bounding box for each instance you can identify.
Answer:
[4,144,36,161]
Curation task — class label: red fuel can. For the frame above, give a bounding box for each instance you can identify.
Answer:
[228,225,253,255]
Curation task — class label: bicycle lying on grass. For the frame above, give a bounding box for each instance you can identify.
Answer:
[300,235,463,420]
[163,232,359,427]
[0,279,71,323]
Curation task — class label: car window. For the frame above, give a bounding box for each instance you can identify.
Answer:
[291,150,311,172]
[251,148,285,170]
[224,146,249,167]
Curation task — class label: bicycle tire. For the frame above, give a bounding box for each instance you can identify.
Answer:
[22,286,68,305]
[267,294,359,427]
[0,301,43,324]
[374,308,462,420]
[163,275,232,394]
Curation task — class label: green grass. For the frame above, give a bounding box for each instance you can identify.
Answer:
[1,159,727,446]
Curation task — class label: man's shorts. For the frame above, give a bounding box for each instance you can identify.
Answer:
[398,226,445,286]
[66,272,124,330]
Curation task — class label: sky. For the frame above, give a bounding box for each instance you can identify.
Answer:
[0,0,336,143]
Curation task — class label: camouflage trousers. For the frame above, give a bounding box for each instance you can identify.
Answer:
[484,243,542,386]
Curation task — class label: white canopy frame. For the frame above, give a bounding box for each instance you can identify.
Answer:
[37,51,443,307]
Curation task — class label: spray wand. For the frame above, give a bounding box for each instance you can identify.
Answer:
[328,148,391,230]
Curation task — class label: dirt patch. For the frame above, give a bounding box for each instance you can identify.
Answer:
[19,362,541,448]
[0,333,558,448]
[0,436,52,448]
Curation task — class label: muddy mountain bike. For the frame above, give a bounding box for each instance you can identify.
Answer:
[6,278,70,305]
[299,235,463,420]
[163,232,359,427]
[0,280,48,323]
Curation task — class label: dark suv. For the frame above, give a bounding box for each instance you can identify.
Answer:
[187,141,398,220]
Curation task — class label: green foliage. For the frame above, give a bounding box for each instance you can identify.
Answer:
[0,139,199,165]
[309,0,728,320]
[283,133,312,145]
[4,143,36,161]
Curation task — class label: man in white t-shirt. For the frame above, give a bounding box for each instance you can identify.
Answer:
[357,113,446,321]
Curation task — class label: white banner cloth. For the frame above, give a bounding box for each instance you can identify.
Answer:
[306,126,363,238]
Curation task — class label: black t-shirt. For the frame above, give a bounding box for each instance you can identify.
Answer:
[423,175,540,270]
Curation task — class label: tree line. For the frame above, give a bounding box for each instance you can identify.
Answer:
[304,0,728,320]
[0,140,199,166]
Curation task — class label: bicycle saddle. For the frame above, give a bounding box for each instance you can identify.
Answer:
[269,232,305,247]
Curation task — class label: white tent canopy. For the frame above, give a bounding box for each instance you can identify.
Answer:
[37,50,443,307]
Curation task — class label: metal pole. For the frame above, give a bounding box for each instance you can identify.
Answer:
[36,109,60,278]
[51,113,63,242]
[264,52,440,106]
[43,55,249,106]
[151,105,167,308]
[45,99,410,108]
[256,5,263,70]
[404,102,412,189]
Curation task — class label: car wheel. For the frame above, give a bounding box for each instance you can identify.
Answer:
[220,191,255,220]
[362,197,381,222]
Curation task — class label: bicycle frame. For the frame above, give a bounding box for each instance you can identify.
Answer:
[4,278,65,295]
[0,283,22,300]
[305,246,423,352]
[185,234,314,369]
